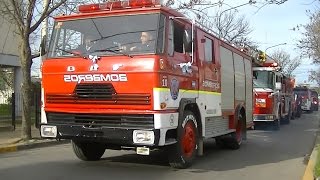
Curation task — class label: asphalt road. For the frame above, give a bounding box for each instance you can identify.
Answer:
[0,111,319,180]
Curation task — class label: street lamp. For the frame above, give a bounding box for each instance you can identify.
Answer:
[217,0,256,38]
[265,43,287,54]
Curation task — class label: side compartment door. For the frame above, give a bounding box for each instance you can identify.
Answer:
[220,46,235,112]
[244,59,253,125]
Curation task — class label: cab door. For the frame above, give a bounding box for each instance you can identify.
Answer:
[197,30,221,117]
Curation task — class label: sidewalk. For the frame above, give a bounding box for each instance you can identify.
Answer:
[0,124,69,154]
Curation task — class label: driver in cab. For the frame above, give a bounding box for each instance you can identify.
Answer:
[120,31,154,52]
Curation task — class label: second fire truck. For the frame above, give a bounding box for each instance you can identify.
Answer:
[253,53,294,130]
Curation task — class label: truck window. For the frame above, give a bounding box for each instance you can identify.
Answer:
[156,14,166,54]
[56,29,82,56]
[168,20,190,56]
[253,71,274,89]
[48,13,163,58]
[204,37,214,63]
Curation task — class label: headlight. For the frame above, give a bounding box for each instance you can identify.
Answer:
[41,125,57,138]
[133,130,155,145]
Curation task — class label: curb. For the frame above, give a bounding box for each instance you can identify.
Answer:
[303,146,318,180]
[0,139,70,154]
[303,113,320,180]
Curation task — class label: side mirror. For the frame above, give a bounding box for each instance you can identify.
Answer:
[253,71,257,79]
[40,35,47,56]
[183,29,192,52]
[275,82,282,90]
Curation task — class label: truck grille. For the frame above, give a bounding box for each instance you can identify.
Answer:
[46,83,151,105]
[75,83,115,99]
[46,113,154,129]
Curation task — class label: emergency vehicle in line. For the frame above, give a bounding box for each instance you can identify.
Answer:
[40,0,253,168]
[252,54,294,130]
[294,86,313,112]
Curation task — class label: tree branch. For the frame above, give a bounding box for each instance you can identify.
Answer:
[30,0,67,33]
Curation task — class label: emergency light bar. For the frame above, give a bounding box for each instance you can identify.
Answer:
[78,0,161,13]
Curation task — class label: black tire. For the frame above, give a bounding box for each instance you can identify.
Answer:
[291,111,295,120]
[273,119,280,131]
[72,140,106,161]
[296,108,302,118]
[281,113,290,124]
[168,110,198,169]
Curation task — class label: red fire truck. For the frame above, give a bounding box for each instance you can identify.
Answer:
[294,86,313,112]
[252,54,294,130]
[40,0,253,168]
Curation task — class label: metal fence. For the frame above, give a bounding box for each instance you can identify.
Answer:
[0,92,15,129]
[0,89,41,130]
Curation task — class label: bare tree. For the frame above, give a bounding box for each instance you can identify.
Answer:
[309,67,320,86]
[214,11,253,44]
[0,0,67,140]
[270,49,301,77]
[0,67,13,96]
[297,9,320,64]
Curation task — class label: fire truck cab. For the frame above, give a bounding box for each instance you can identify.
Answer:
[40,0,253,168]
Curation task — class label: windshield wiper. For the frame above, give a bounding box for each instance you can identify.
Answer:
[94,48,133,58]
[56,47,87,59]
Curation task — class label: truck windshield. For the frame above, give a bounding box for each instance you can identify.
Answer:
[48,13,164,58]
[253,71,274,89]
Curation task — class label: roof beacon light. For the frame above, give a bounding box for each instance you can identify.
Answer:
[129,0,160,7]
[78,4,100,13]
[78,0,161,13]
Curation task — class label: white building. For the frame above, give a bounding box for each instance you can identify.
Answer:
[0,14,22,116]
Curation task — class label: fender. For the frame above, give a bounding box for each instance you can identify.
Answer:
[177,98,202,135]
[234,103,245,127]
[234,103,247,140]
[178,98,197,123]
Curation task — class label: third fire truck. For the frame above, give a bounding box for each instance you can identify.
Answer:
[253,53,294,130]
[40,0,253,168]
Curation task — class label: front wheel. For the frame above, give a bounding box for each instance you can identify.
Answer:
[72,140,106,161]
[168,110,198,169]
[296,107,302,118]
[273,119,280,130]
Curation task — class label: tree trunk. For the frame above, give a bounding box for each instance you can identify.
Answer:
[20,38,33,140]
